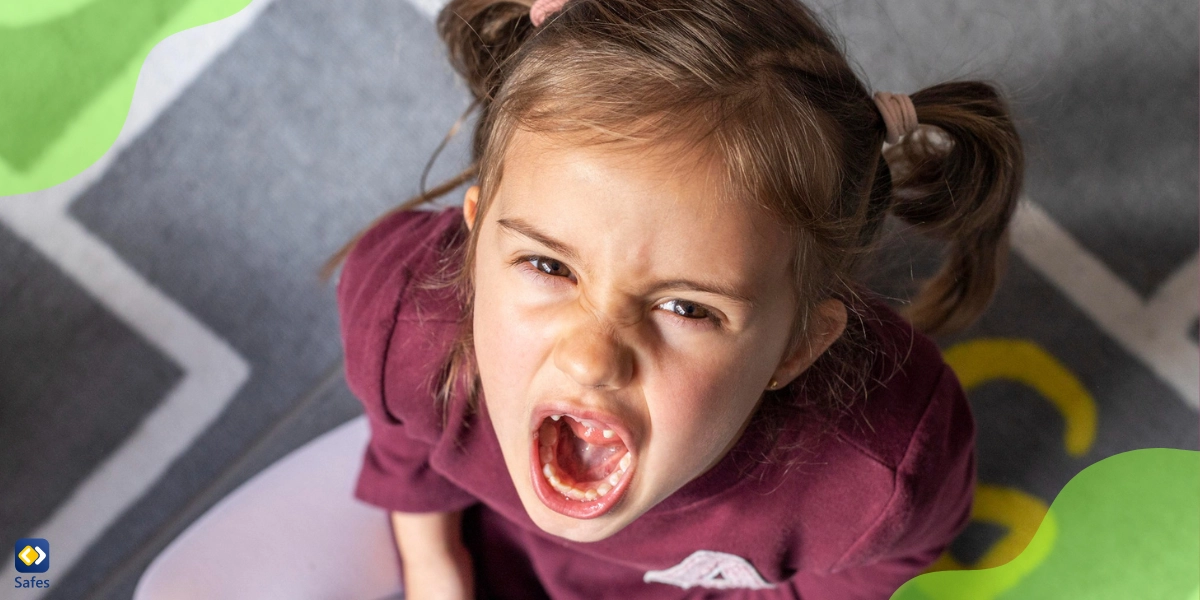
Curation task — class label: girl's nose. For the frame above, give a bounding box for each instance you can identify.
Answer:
[553,321,634,390]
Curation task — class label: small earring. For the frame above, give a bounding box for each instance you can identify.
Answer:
[767,378,778,390]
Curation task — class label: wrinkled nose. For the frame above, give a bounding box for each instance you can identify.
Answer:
[553,321,634,390]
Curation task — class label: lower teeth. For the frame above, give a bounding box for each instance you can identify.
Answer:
[541,453,630,501]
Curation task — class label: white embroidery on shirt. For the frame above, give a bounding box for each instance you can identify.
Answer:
[643,550,775,590]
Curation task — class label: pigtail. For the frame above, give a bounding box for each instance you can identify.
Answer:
[439,0,539,103]
[883,81,1024,335]
[321,0,537,279]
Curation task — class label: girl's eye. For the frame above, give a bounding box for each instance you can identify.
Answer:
[526,256,573,279]
[518,256,716,325]
[658,299,711,321]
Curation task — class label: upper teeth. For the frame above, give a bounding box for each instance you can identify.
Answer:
[547,415,617,441]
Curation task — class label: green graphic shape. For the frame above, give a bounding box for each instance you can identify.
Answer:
[892,449,1200,600]
[0,0,96,27]
[0,0,252,195]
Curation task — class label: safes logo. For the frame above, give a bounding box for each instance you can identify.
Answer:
[14,539,49,573]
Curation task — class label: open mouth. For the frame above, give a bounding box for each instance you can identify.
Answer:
[529,410,635,519]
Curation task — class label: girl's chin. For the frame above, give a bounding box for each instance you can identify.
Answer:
[522,497,633,542]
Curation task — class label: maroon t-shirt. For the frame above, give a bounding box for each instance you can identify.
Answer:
[337,207,975,600]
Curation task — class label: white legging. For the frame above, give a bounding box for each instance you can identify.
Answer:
[134,417,405,600]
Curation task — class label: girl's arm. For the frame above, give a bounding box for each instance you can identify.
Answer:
[390,510,475,600]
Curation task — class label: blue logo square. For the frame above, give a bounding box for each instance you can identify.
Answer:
[14,539,49,573]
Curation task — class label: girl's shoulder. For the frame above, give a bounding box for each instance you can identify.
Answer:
[338,206,466,317]
[779,301,975,573]
[825,298,972,472]
[336,207,468,441]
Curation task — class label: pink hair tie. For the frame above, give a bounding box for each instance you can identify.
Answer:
[530,0,568,26]
[872,91,918,145]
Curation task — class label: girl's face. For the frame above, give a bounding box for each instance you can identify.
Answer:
[468,129,842,542]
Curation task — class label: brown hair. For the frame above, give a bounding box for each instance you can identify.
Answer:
[329,0,1023,425]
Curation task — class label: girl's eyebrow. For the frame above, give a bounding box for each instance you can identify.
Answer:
[647,279,756,309]
[496,216,756,309]
[497,217,580,263]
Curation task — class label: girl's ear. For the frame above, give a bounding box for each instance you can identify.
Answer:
[464,185,481,231]
[770,299,847,389]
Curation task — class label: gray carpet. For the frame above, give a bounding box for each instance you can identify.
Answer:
[1,0,1196,598]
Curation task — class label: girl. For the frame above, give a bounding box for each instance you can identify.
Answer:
[337,0,1023,597]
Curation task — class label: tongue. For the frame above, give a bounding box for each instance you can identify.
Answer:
[556,418,625,482]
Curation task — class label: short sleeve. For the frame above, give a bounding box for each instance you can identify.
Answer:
[799,364,976,599]
[354,399,480,513]
[337,207,479,513]
[880,364,976,562]
[878,360,979,561]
